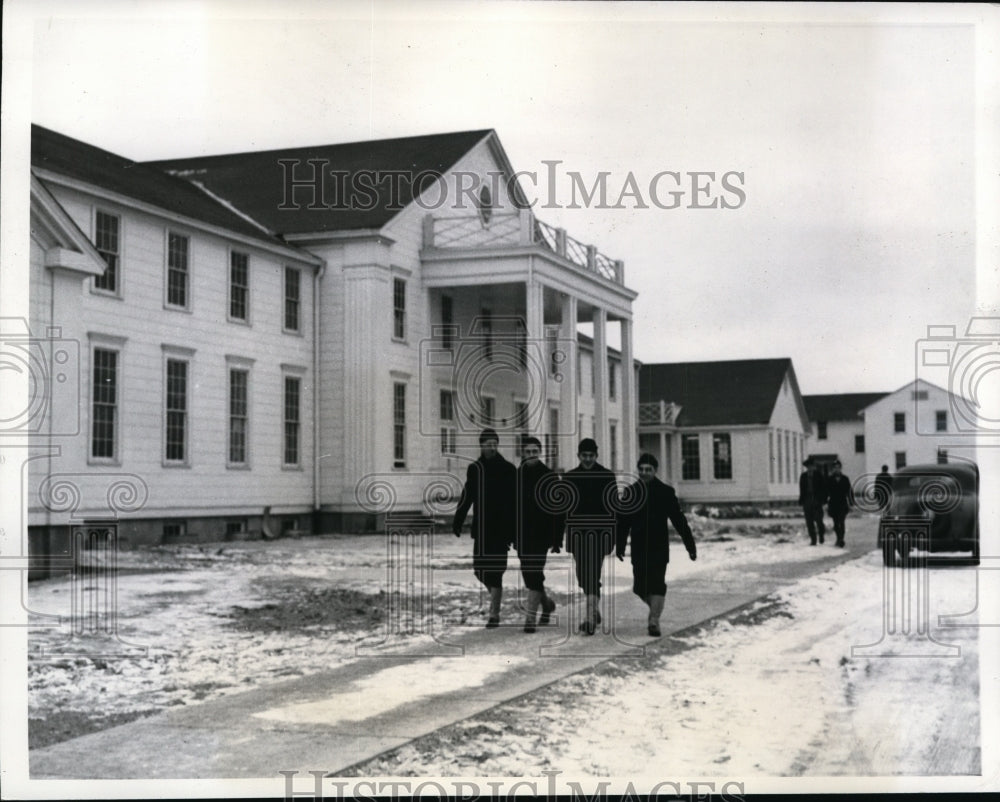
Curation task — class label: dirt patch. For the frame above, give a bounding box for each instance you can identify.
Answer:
[227,586,388,633]
[29,709,158,750]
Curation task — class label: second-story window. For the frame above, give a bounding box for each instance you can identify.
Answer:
[935,410,948,432]
[94,210,120,294]
[166,232,189,308]
[817,421,827,440]
[894,412,905,433]
[393,278,406,340]
[230,252,249,322]
[284,267,300,332]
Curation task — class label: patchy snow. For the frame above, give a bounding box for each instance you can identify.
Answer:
[254,656,528,726]
[349,550,981,777]
[27,518,983,776]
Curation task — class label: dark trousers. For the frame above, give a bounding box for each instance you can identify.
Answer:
[517,547,548,592]
[830,510,847,545]
[803,503,826,543]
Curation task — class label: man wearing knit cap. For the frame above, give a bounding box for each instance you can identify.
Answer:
[558,437,619,635]
[616,452,697,636]
[453,428,517,627]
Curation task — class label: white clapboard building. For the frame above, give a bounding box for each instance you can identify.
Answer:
[26,125,638,555]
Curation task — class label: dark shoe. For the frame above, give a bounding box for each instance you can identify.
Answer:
[581,620,596,636]
[539,596,556,626]
[524,623,536,634]
[819,536,825,544]
[648,623,662,637]
[486,616,500,629]
[809,541,817,546]
[836,541,845,548]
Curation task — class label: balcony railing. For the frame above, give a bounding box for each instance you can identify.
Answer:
[423,209,624,285]
[638,400,682,426]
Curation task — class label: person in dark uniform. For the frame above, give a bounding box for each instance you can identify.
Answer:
[826,460,852,548]
[453,428,516,628]
[875,464,893,512]
[558,438,618,635]
[515,436,560,633]
[616,453,697,637]
[798,457,828,545]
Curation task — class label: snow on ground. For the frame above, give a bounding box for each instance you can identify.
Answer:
[27,514,981,776]
[347,550,981,777]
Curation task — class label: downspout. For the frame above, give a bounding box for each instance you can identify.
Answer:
[312,257,326,529]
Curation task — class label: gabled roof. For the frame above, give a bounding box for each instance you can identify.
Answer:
[639,358,798,427]
[31,125,292,248]
[802,392,889,422]
[145,129,498,235]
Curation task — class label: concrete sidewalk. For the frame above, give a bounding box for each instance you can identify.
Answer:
[30,541,871,780]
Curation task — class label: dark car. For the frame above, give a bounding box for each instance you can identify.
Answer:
[878,461,979,566]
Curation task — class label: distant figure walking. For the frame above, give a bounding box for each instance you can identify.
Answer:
[453,428,516,628]
[515,436,560,633]
[799,457,828,545]
[875,464,893,512]
[616,453,697,637]
[826,460,852,548]
[559,438,618,635]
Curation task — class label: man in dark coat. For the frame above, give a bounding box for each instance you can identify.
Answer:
[515,436,560,633]
[453,428,516,628]
[798,457,828,545]
[875,464,893,512]
[826,460,852,548]
[616,453,697,637]
[558,438,618,635]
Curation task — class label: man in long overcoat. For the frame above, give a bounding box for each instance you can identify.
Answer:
[515,436,560,633]
[616,453,697,637]
[558,438,618,635]
[453,428,516,627]
[798,457,828,545]
[826,460,852,548]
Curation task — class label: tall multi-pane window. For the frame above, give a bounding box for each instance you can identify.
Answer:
[441,294,454,350]
[393,382,406,468]
[817,421,827,440]
[769,431,775,483]
[229,369,248,464]
[165,359,188,462]
[393,278,406,340]
[777,431,784,483]
[608,360,616,400]
[284,376,301,466]
[230,252,249,321]
[284,267,300,332]
[894,412,906,433]
[895,451,907,470]
[784,431,791,483]
[546,408,559,467]
[855,435,865,453]
[94,211,120,293]
[166,232,189,308]
[713,433,732,480]
[609,421,618,470]
[440,389,456,455]
[681,434,700,480]
[91,348,117,459]
[935,410,948,432]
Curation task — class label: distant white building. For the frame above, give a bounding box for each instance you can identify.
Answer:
[860,378,968,476]
[801,392,888,481]
[27,125,638,555]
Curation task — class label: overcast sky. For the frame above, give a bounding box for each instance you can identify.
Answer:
[15,1,998,394]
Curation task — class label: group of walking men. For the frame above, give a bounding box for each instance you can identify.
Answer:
[453,428,697,637]
[798,457,853,547]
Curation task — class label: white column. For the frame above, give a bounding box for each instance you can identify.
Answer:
[525,279,546,449]
[559,294,578,470]
[592,307,609,461]
[620,317,636,473]
[659,430,668,482]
